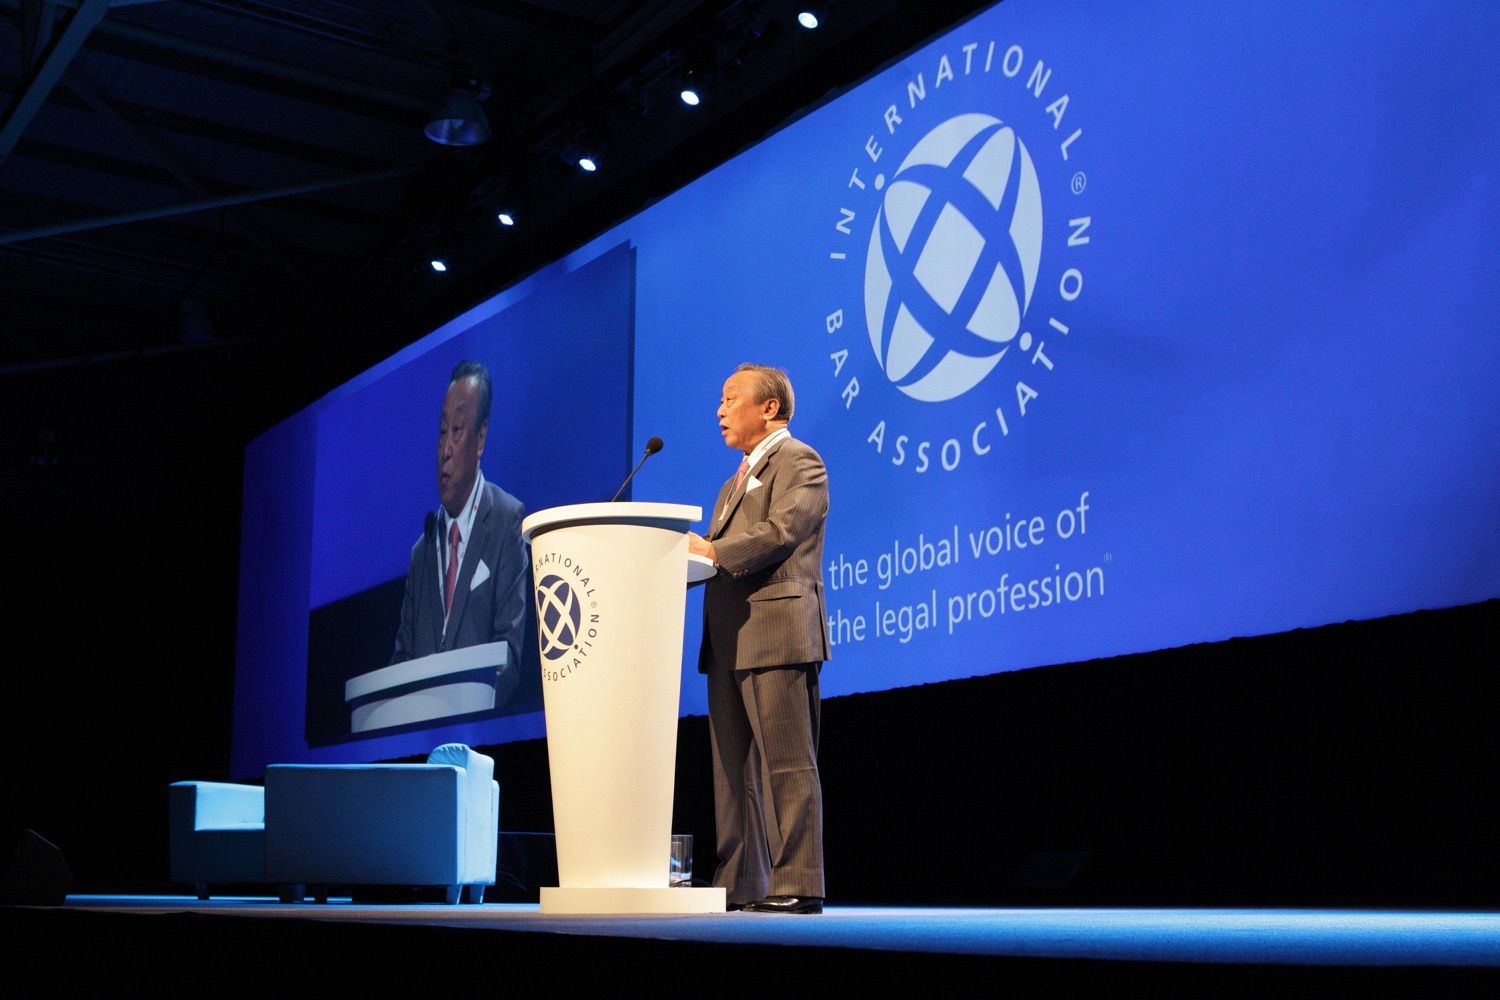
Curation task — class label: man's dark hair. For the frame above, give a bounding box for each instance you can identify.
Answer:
[449,359,492,427]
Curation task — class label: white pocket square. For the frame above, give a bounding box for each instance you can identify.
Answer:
[470,559,490,590]
[746,475,763,492]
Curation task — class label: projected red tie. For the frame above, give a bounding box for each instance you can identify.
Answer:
[445,519,461,616]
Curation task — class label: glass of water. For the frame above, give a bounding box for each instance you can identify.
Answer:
[669,834,693,887]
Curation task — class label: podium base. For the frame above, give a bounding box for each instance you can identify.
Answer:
[540,885,727,914]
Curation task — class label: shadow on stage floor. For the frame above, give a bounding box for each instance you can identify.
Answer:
[7,896,1500,997]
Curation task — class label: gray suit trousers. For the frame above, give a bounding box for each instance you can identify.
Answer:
[707,662,824,903]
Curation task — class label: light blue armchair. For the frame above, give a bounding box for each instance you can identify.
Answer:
[264,743,499,904]
[167,780,266,899]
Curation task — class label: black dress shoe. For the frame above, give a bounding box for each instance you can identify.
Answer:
[743,895,823,914]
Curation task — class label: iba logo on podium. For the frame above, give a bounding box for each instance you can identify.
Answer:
[534,553,601,683]
[824,37,1096,476]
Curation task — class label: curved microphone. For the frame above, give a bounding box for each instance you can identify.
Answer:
[610,436,664,501]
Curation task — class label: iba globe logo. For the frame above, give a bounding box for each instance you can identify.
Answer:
[535,554,600,683]
[866,115,1041,402]
[825,39,1093,475]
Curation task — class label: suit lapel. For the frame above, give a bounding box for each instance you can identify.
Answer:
[709,475,735,540]
[711,438,782,538]
[426,529,445,651]
[444,485,490,641]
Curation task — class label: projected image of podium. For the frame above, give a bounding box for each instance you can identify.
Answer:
[343,642,510,734]
[521,501,723,914]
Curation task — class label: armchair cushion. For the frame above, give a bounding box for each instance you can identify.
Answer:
[167,781,265,893]
[264,744,498,899]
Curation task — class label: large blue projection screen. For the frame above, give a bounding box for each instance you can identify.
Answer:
[236,0,1500,775]
[232,245,633,776]
[609,0,1500,714]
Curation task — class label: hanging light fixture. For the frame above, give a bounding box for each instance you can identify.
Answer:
[425,81,492,147]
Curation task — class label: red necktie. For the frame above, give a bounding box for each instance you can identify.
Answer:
[444,519,461,616]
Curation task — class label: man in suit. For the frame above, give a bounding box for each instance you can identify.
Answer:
[688,363,830,914]
[390,360,528,708]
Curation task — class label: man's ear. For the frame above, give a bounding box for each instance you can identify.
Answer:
[476,420,488,457]
[762,397,781,422]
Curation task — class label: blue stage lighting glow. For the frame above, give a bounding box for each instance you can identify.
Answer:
[497,213,515,226]
[680,89,701,106]
[797,11,819,30]
[579,157,597,172]
[429,259,447,272]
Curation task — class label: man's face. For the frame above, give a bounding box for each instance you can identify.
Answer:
[437,376,487,517]
[718,370,776,453]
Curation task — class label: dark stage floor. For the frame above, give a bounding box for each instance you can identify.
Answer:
[8,896,1500,997]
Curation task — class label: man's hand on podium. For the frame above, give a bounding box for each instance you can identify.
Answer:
[687,531,716,565]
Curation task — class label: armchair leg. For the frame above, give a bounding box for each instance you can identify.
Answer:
[194,882,210,901]
[443,884,461,905]
[278,883,306,904]
[463,884,486,904]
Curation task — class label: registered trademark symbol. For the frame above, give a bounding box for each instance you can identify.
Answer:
[1103,552,1112,562]
[591,601,597,608]
[1070,172,1086,194]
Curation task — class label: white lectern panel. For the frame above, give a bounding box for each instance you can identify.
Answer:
[522,502,725,914]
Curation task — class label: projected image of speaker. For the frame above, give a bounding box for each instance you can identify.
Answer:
[303,360,528,744]
[239,244,634,768]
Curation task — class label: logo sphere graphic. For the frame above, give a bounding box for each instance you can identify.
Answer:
[536,574,581,661]
[865,114,1044,402]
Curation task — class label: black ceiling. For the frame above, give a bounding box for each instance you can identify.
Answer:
[0,0,995,428]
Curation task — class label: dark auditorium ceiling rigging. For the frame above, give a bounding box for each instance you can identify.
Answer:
[0,0,992,398]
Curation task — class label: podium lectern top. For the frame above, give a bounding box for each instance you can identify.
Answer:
[520,502,702,542]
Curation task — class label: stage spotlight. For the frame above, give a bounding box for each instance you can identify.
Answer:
[430,258,448,272]
[678,42,715,107]
[425,83,492,146]
[497,212,515,226]
[579,156,598,172]
[797,10,820,30]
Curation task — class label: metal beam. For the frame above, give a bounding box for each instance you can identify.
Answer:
[0,0,447,110]
[19,0,58,74]
[90,15,438,113]
[56,69,319,283]
[0,336,256,376]
[0,0,108,164]
[0,13,380,284]
[0,165,415,245]
[0,71,401,171]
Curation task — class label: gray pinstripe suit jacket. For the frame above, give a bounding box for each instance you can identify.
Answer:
[697,433,832,673]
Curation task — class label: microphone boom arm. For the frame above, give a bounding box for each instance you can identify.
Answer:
[610,436,664,501]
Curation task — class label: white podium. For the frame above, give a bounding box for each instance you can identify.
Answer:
[520,501,725,914]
